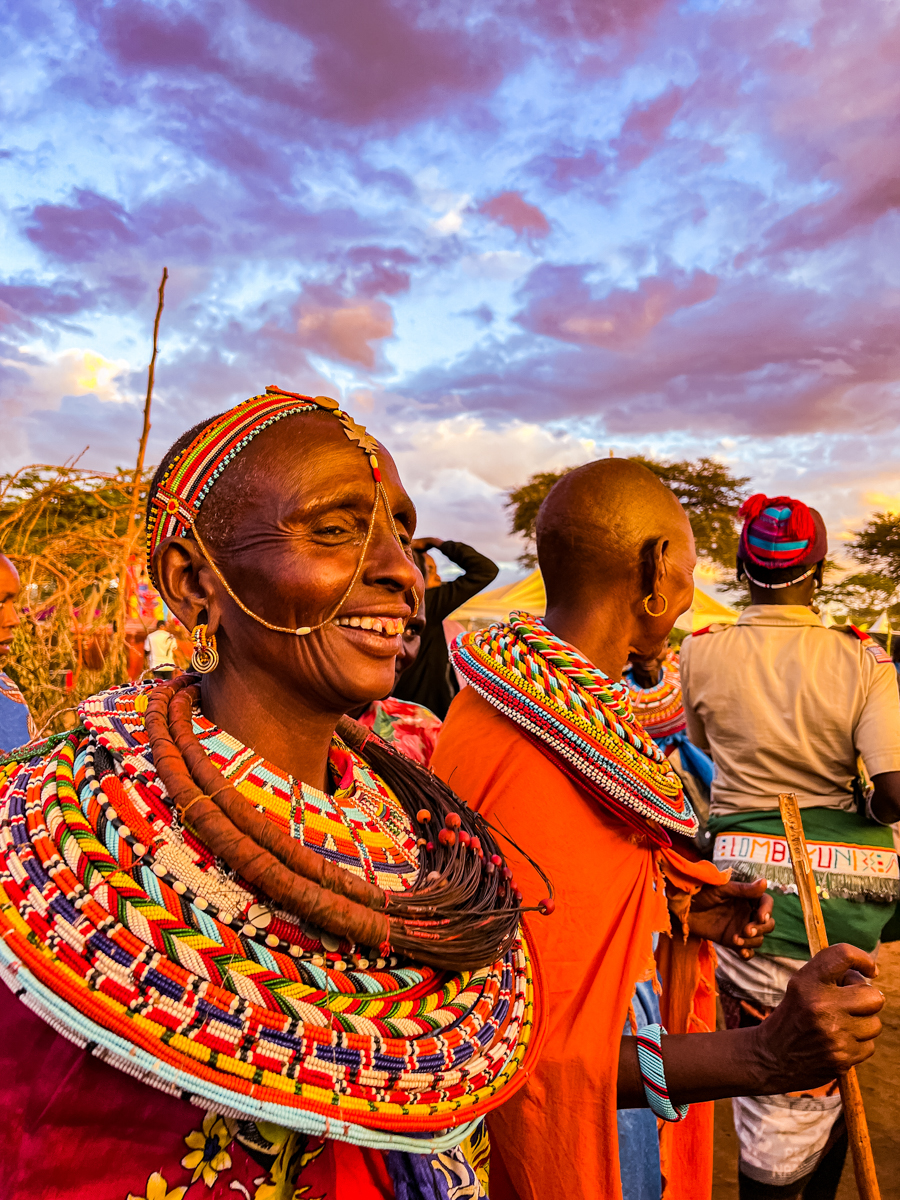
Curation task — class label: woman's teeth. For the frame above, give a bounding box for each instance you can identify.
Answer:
[334,616,405,636]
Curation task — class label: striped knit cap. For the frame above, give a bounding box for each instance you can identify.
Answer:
[738,494,827,570]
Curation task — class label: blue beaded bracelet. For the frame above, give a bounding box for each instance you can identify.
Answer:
[635,1023,690,1123]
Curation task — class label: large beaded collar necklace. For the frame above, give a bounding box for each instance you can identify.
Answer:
[0,683,540,1148]
[622,657,687,743]
[451,612,698,844]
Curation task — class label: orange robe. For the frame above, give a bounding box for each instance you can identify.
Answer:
[432,688,723,1200]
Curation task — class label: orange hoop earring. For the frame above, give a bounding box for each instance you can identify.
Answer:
[643,594,668,617]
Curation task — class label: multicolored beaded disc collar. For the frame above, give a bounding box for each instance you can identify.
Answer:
[147,386,410,636]
[622,656,687,744]
[0,684,540,1148]
[451,612,698,843]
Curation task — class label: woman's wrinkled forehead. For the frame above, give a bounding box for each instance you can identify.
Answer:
[146,387,383,574]
[225,414,408,517]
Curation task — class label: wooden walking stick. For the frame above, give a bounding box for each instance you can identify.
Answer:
[778,792,881,1200]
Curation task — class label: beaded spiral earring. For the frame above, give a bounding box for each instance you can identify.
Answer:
[190,623,219,673]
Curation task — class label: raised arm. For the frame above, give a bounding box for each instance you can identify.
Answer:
[415,538,499,622]
[616,943,883,1107]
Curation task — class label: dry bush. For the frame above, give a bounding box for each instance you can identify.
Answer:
[0,464,150,734]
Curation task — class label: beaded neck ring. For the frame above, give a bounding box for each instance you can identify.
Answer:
[740,563,818,590]
[147,386,411,636]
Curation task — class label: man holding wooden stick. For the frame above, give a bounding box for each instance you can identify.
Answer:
[681,493,900,1198]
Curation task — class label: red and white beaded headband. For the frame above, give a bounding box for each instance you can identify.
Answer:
[147,386,405,636]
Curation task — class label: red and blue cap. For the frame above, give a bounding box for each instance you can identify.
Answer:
[738,494,827,571]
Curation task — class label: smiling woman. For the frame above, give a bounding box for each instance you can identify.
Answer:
[0,388,545,1200]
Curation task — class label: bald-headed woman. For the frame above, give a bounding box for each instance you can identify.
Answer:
[0,389,541,1199]
[433,458,884,1200]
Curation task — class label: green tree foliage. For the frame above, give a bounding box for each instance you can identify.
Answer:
[816,571,899,628]
[846,512,900,578]
[811,511,900,627]
[0,465,148,734]
[505,456,750,569]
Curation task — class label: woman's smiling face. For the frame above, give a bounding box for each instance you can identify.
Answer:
[157,411,421,713]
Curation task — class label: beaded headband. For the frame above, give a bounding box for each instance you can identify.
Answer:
[148,386,405,636]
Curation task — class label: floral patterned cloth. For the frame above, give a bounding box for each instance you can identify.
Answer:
[357,697,442,767]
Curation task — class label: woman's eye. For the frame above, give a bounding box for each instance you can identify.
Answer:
[315,524,350,537]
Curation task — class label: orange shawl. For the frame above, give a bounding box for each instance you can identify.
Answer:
[432,688,724,1200]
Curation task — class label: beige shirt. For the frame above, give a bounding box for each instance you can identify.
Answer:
[144,628,178,670]
[679,605,900,816]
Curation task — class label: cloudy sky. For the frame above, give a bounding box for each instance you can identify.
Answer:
[3,0,900,575]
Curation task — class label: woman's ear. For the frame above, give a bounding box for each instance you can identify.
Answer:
[649,537,670,595]
[153,538,221,633]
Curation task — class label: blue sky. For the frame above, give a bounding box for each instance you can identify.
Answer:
[3,0,900,573]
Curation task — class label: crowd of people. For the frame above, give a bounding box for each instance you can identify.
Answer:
[0,386,895,1200]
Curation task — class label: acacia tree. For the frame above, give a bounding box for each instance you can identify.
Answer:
[813,511,900,626]
[847,512,900,579]
[816,571,900,628]
[505,456,750,569]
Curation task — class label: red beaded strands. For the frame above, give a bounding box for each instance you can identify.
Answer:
[143,675,549,972]
[145,676,393,952]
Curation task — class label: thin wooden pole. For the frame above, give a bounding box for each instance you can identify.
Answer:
[115,268,168,664]
[778,791,881,1200]
[130,266,168,516]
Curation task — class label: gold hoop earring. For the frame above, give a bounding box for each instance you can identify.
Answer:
[643,594,668,617]
[191,623,219,673]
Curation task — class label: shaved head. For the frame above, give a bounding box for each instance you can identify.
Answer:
[536,459,693,606]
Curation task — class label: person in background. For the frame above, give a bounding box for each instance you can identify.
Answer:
[891,630,900,689]
[144,617,178,679]
[354,599,443,766]
[680,493,900,1199]
[0,554,34,752]
[393,535,498,718]
[624,639,715,850]
[433,462,883,1200]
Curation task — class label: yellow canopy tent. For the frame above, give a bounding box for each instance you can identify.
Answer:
[450,568,739,631]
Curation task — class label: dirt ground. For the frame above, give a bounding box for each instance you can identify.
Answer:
[712,940,900,1198]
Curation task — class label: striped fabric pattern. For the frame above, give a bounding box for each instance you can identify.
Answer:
[635,1022,689,1123]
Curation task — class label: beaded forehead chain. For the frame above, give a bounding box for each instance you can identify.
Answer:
[147,385,409,636]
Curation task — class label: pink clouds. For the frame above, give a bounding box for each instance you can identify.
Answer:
[478,191,551,238]
[295,295,394,368]
[519,265,717,349]
[25,191,137,261]
[612,85,684,168]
